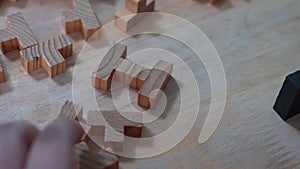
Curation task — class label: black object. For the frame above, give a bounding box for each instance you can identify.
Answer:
[274,70,300,120]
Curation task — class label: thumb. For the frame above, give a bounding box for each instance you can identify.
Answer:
[25,119,84,169]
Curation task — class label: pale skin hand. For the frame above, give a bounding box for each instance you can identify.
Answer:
[0,119,84,169]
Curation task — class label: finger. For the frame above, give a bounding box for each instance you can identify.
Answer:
[25,118,84,169]
[0,121,39,169]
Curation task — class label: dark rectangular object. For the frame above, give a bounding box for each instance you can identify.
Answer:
[273,70,300,120]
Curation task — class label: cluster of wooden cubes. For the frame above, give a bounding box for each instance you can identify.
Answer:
[0,12,73,78]
[92,44,173,109]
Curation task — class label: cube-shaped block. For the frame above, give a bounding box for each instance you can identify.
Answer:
[273,70,300,120]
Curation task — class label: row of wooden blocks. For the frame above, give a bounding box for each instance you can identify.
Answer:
[0,13,173,109]
[0,0,100,82]
[0,0,218,82]
[0,12,73,79]
[92,44,173,109]
[0,0,155,82]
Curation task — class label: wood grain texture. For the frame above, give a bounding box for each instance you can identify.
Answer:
[0,62,5,83]
[19,34,73,78]
[85,110,142,145]
[136,69,151,90]
[92,44,127,91]
[138,60,173,109]
[58,100,83,121]
[63,0,101,41]
[0,12,38,53]
[0,0,300,168]
[75,143,119,169]
[114,59,144,89]
[114,0,155,32]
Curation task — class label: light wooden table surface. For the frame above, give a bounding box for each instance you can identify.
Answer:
[0,0,300,168]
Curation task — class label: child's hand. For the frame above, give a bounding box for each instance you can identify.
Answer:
[0,119,84,169]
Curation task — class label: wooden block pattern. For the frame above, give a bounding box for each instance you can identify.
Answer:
[75,143,119,169]
[0,12,38,53]
[63,0,101,41]
[92,44,127,91]
[114,0,155,32]
[58,100,83,121]
[92,44,173,109]
[86,110,143,144]
[19,34,73,78]
[138,60,173,109]
[0,62,5,83]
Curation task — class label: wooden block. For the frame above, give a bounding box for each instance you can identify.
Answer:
[136,69,151,90]
[84,135,104,154]
[114,59,144,89]
[0,12,38,53]
[0,62,5,83]
[58,100,93,143]
[114,0,155,32]
[92,44,173,109]
[138,60,173,109]
[126,0,155,13]
[274,70,300,120]
[85,110,143,145]
[19,34,73,78]
[114,9,139,32]
[63,0,101,41]
[75,143,119,169]
[58,100,83,121]
[92,44,127,91]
